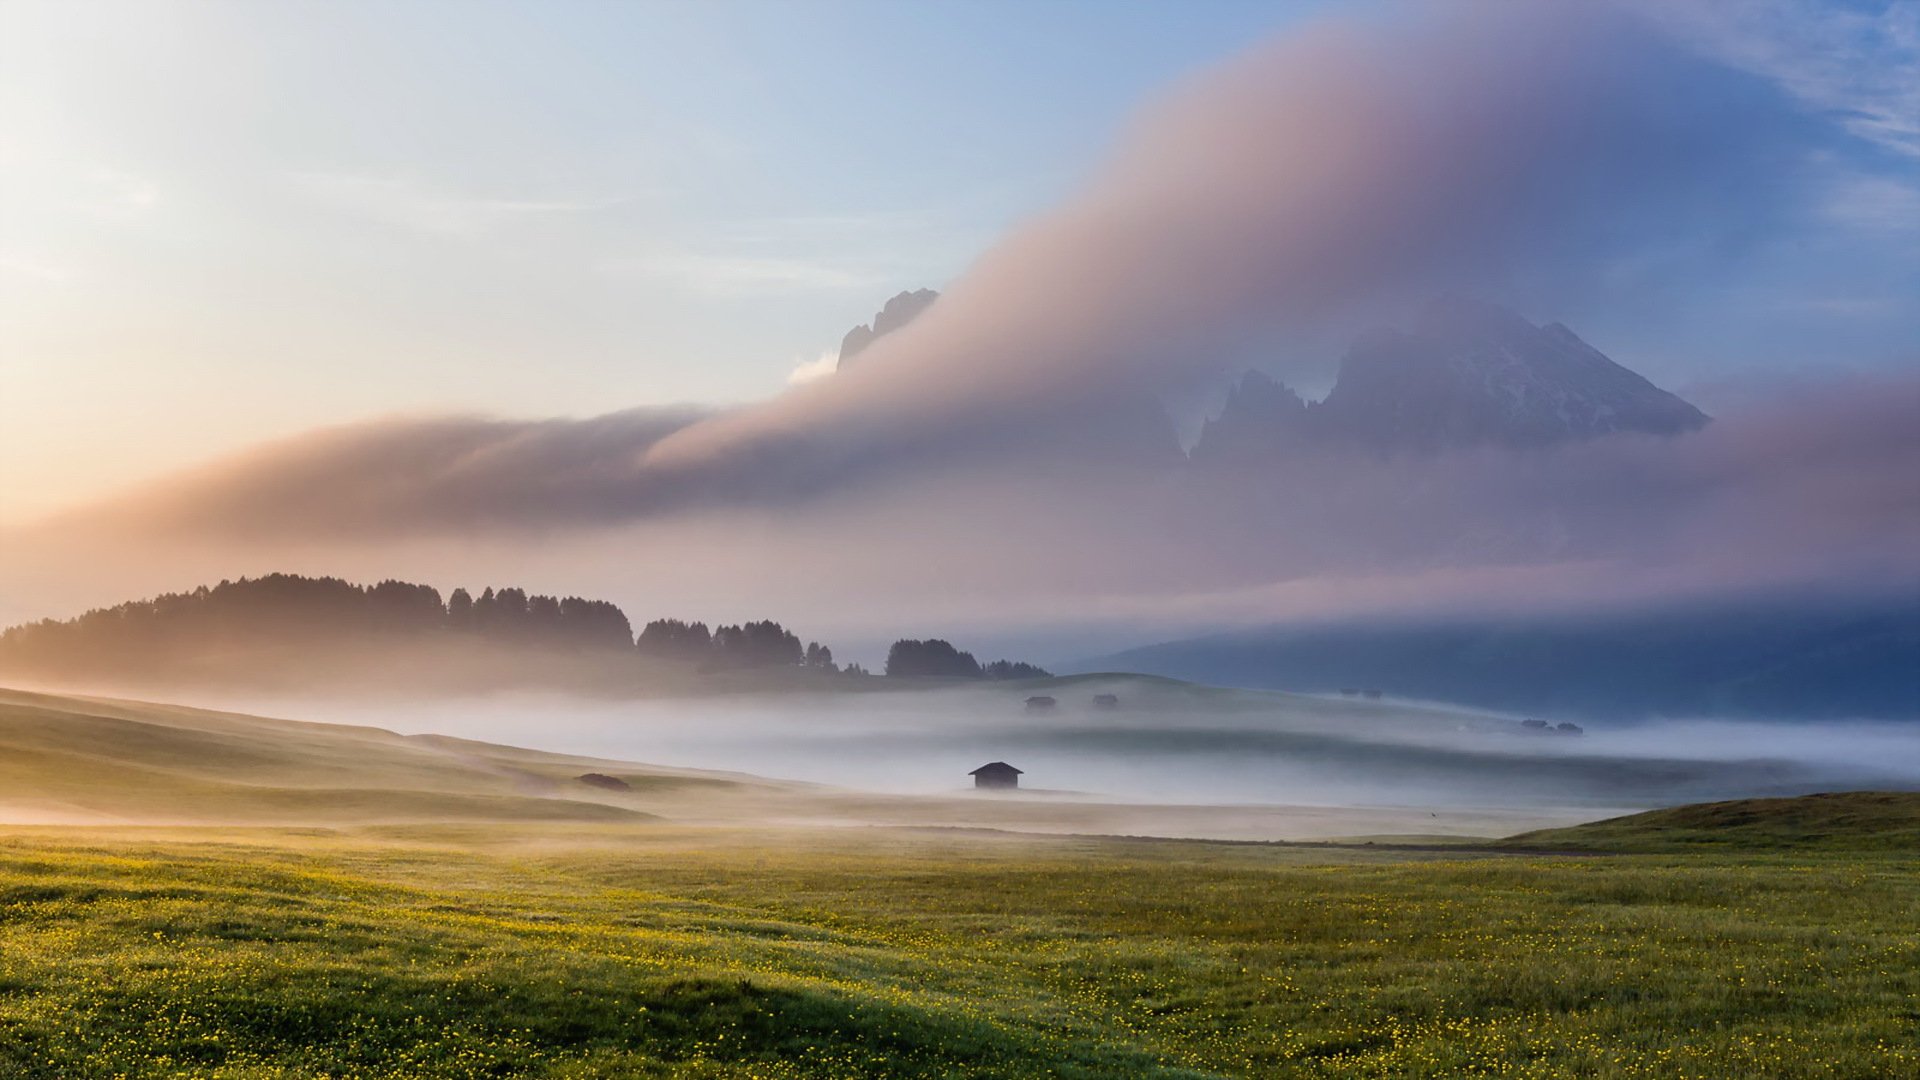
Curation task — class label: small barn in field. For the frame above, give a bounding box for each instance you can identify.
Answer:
[970,761,1023,790]
[575,773,631,791]
[1024,695,1057,712]
[1091,693,1120,710]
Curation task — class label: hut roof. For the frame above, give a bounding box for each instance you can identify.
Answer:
[968,761,1024,776]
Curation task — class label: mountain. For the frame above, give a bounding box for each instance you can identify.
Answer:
[838,288,939,368]
[1078,597,1920,721]
[1188,370,1311,466]
[830,294,1695,471]
[1194,298,1708,461]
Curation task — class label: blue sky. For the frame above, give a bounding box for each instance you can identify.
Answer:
[2,0,1917,524]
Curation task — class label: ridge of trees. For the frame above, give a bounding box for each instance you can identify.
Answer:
[0,573,1049,682]
[884,639,1052,680]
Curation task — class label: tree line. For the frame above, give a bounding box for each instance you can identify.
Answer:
[883,639,1051,680]
[0,573,1049,681]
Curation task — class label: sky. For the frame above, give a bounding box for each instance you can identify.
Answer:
[6,0,1919,525]
[3,1,1919,660]
[0,0,1327,522]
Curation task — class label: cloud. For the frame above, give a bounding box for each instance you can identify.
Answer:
[786,349,839,386]
[1651,0,1920,157]
[27,368,1920,641]
[59,406,709,540]
[632,3,1831,481]
[1823,172,1920,229]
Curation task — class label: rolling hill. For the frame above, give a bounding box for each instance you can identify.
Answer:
[0,684,1609,840]
[1507,791,1920,853]
[0,687,772,826]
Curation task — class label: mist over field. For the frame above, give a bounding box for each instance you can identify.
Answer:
[191,683,1920,813]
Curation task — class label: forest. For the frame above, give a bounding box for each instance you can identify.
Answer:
[0,573,1049,688]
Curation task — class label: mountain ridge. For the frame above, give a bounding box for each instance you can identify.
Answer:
[838,288,940,369]
[1195,297,1708,462]
[833,292,1706,469]
[1076,595,1920,721]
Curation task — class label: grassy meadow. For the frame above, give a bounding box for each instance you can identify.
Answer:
[0,688,1916,1078]
[1,822,1917,1079]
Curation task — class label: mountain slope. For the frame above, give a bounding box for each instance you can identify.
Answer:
[1082,598,1920,721]
[1321,297,1708,450]
[838,288,940,368]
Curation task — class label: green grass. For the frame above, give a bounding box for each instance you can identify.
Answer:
[0,824,1916,1079]
[0,688,778,825]
[1509,791,1920,852]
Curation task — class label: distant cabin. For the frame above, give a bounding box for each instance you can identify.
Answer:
[1091,693,1120,710]
[970,761,1023,790]
[1025,695,1057,712]
[575,772,631,791]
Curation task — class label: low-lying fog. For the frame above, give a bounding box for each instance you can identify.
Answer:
[213,678,1920,812]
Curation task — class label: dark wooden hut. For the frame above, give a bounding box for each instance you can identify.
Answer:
[969,761,1023,790]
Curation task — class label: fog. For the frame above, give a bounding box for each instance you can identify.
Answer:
[10,368,1917,663]
[200,681,1920,815]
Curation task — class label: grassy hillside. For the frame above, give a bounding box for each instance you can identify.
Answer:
[1507,791,1920,853]
[0,687,773,825]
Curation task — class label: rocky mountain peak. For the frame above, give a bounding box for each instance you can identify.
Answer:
[1189,371,1310,465]
[838,288,939,369]
[1194,300,1709,460]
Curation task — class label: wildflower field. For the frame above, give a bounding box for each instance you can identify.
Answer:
[0,815,1914,1079]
